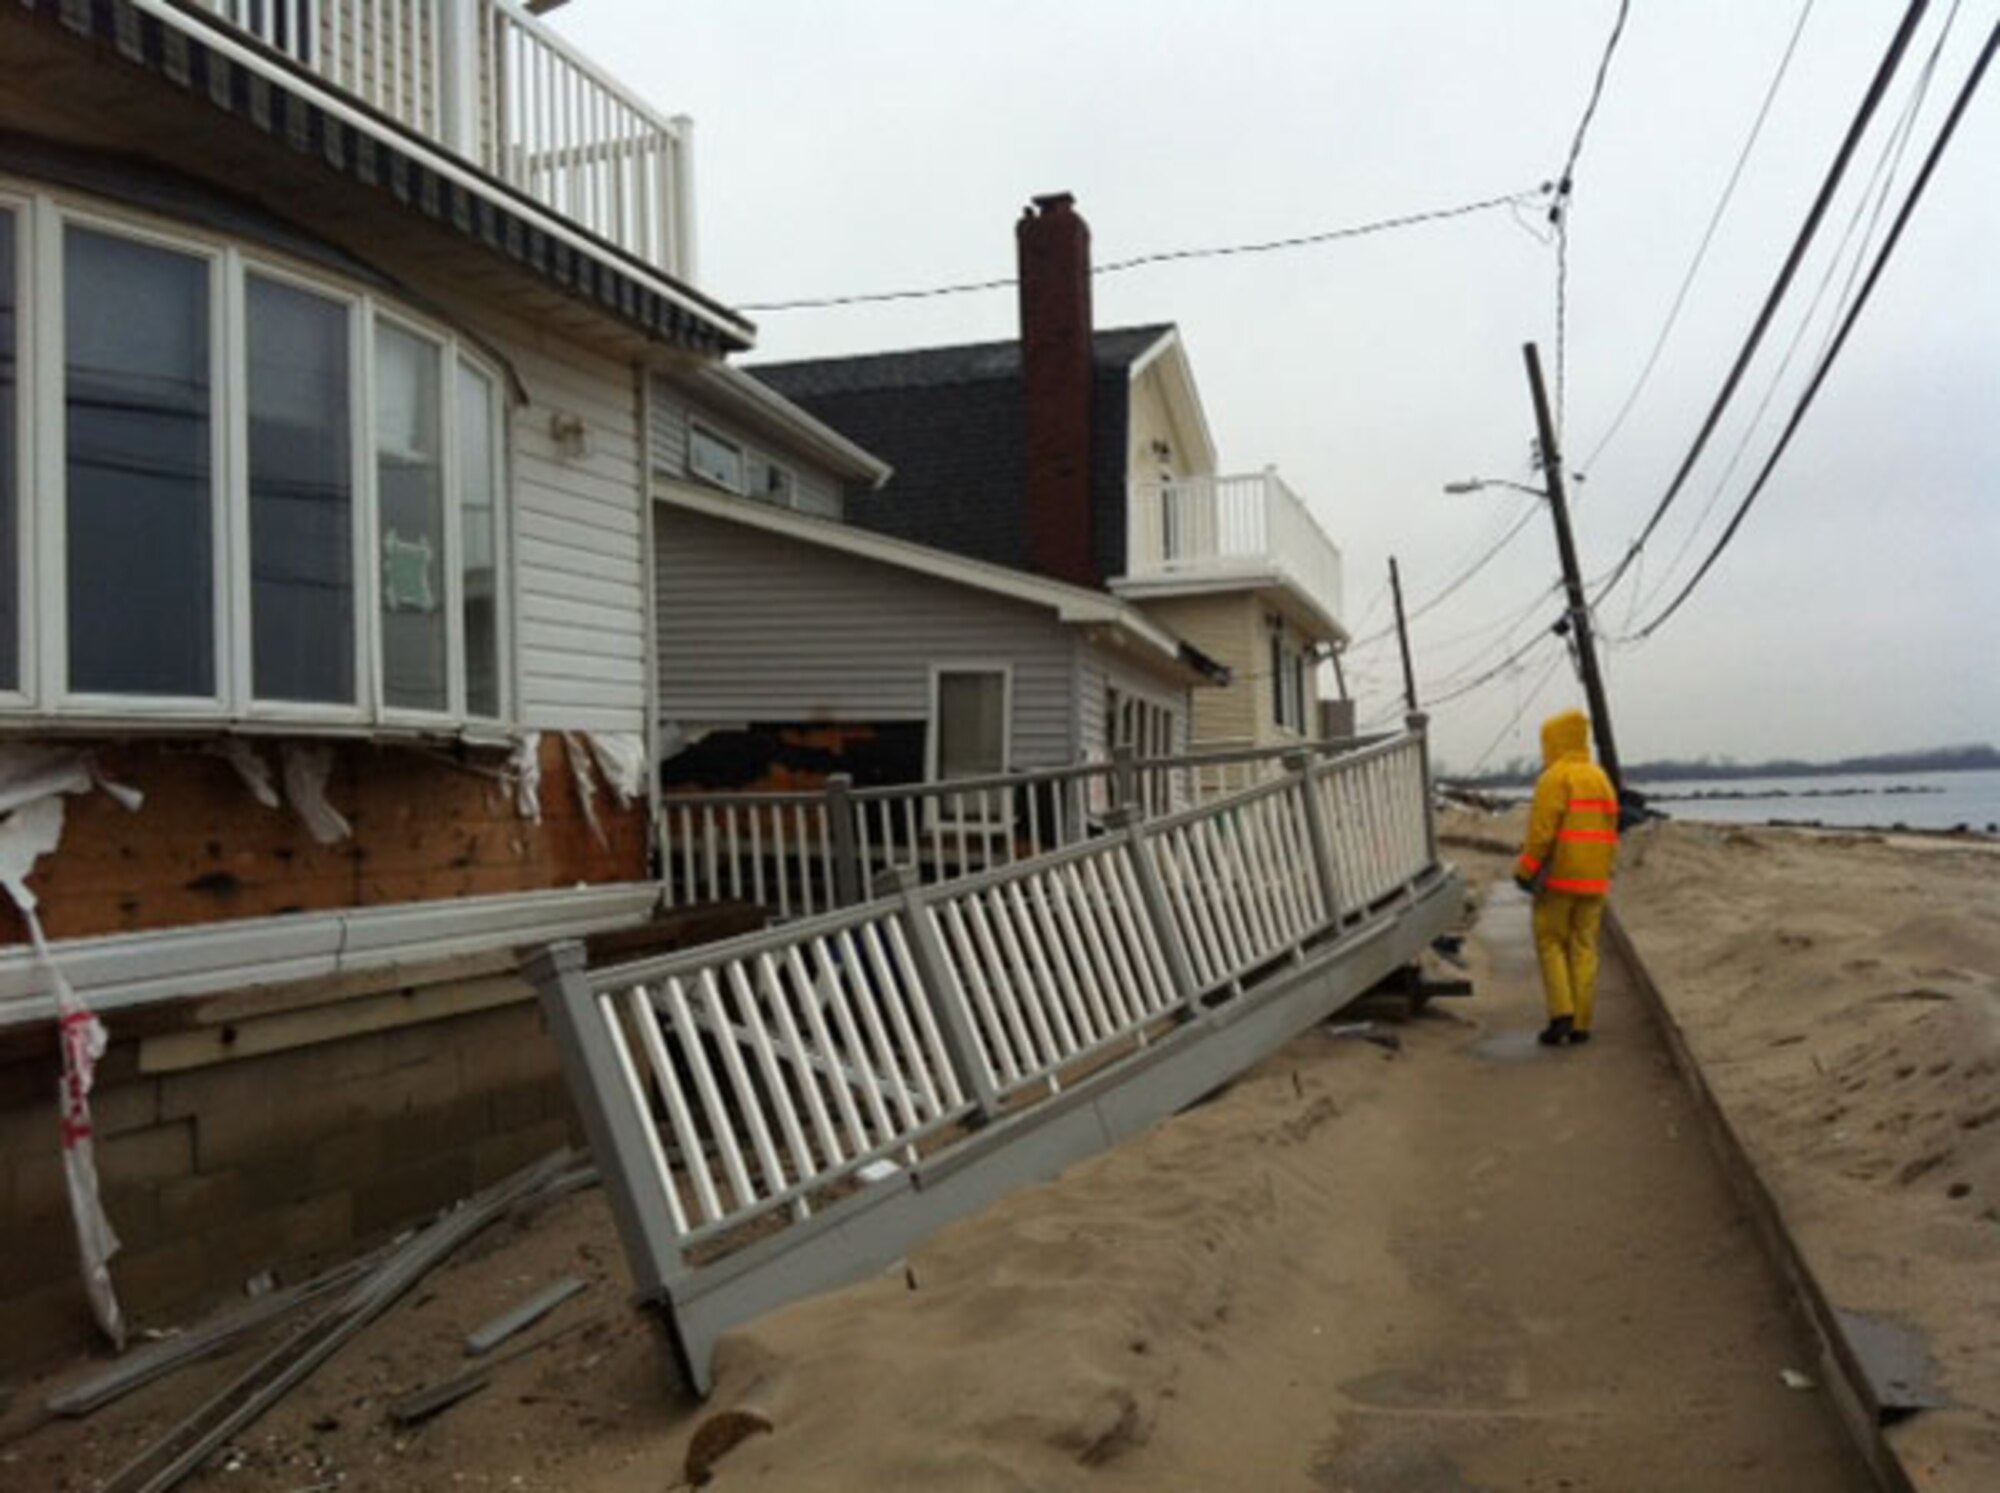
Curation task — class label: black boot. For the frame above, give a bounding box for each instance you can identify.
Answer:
[1538,1016,1574,1047]
[1567,1028,1593,1045]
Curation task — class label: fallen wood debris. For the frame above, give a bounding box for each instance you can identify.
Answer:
[464,1276,587,1357]
[47,1255,379,1418]
[100,1150,575,1493]
[389,1315,599,1428]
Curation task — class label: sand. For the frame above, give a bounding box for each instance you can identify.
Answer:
[3,812,1991,1489]
[1607,815,2000,1484]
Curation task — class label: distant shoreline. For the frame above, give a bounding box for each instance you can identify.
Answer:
[1446,745,1999,791]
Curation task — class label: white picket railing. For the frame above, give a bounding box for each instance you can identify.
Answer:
[183,0,691,275]
[1124,470,1345,626]
[657,738,1378,917]
[536,729,1445,1375]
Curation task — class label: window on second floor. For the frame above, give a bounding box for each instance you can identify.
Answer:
[0,191,510,728]
[688,423,744,493]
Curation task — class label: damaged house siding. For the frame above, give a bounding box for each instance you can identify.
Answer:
[654,502,1078,783]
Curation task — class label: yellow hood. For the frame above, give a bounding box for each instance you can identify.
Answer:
[1540,709,1593,767]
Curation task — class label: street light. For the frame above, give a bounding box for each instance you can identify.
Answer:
[1442,476,1577,499]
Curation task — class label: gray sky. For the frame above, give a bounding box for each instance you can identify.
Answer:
[557,1,1999,774]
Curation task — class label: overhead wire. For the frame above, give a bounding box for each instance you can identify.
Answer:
[1590,0,1933,608]
[1551,0,1635,436]
[736,186,1551,312]
[1577,0,1818,477]
[1617,0,1960,634]
[1629,10,1999,639]
[1345,495,1543,651]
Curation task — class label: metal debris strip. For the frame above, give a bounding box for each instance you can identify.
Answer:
[1833,1308,1951,1422]
[100,1151,576,1493]
[47,1253,381,1418]
[464,1276,588,1356]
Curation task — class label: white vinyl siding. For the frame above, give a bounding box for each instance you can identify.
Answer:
[649,379,844,520]
[487,323,648,735]
[1075,644,1190,762]
[654,501,1076,768]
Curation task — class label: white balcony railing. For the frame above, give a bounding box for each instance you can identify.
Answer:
[188,0,693,277]
[1124,470,1345,627]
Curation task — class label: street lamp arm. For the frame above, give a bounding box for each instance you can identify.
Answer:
[1443,477,1549,499]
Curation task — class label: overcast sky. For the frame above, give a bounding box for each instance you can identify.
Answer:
[557,1,1999,774]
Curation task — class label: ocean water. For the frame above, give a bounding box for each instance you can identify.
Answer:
[1626,767,2000,834]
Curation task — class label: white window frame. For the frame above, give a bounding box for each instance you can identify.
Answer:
[750,453,795,508]
[927,662,1013,830]
[236,258,371,726]
[50,202,232,717]
[687,421,744,494]
[0,190,31,708]
[454,354,510,725]
[0,181,513,734]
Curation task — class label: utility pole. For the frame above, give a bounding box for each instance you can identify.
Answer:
[1388,556,1419,715]
[1521,342,1628,802]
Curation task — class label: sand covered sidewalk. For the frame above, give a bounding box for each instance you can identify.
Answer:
[1607,816,2000,1489]
[3,820,1915,1491]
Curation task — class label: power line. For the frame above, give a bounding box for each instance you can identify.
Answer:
[1552,0,1635,434]
[1618,0,1958,633]
[1591,0,1932,607]
[735,186,1551,311]
[1347,495,1542,650]
[1577,0,1818,476]
[1630,11,1998,639]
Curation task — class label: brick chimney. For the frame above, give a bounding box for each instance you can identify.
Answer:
[1017,193,1096,589]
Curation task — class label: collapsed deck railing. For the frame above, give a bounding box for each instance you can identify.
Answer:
[656,736,1384,920]
[533,725,1459,1393]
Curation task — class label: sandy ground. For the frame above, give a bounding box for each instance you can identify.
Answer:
[7,811,1988,1489]
[1606,814,2000,1488]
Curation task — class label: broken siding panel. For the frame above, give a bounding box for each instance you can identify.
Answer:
[655,502,1076,768]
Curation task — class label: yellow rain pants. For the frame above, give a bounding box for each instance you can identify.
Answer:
[1532,890,1607,1032]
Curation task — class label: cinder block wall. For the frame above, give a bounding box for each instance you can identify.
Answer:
[0,995,578,1373]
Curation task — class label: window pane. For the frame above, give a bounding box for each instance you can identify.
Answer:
[376,322,447,712]
[938,671,1005,779]
[689,426,742,491]
[249,277,353,704]
[458,361,500,719]
[66,228,214,697]
[0,211,16,692]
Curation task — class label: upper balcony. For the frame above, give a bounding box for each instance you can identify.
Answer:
[185,0,694,279]
[1117,470,1346,639]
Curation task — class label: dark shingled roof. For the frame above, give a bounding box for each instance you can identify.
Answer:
[750,326,1176,582]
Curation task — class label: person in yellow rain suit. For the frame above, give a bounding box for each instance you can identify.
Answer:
[1514,709,1620,1047]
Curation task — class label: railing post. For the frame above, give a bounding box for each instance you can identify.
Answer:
[1405,713,1440,869]
[524,941,683,1299]
[1111,744,1138,819]
[1105,807,1203,1012]
[436,0,482,159]
[1284,749,1345,929]
[878,869,1000,1124]
[826,773,863,909]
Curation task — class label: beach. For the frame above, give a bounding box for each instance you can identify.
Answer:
[4,815,1994,1489]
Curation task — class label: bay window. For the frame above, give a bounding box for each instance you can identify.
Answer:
[376,322,448,714]
[65,227,216,700]
[248,274,356,706]
[0,192,510,729]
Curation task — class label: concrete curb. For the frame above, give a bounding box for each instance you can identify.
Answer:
[1605,909,1920,1493]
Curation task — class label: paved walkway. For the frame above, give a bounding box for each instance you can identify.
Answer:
[1298,882,1876,1490]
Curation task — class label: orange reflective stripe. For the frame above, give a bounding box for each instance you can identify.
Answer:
[1518,855,1543,873]
[1558,829,1619,843]
[1570,799,1618,813]
[1547,878,1611,894]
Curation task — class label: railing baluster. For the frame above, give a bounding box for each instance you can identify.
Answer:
[661,975,755,1213]
[784,944,872,1156]
[756,953,842,1172]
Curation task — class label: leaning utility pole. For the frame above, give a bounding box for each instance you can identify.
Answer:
[1388,556,1419,714]
[1521,342,1627,801]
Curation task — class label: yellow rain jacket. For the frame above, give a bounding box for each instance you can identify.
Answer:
[1516,710,1619,896]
